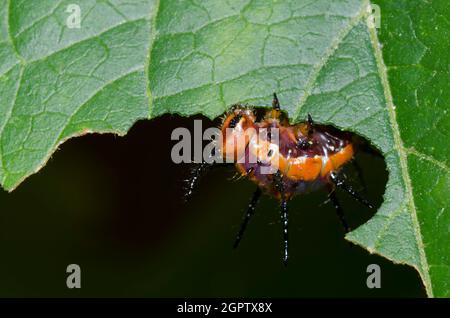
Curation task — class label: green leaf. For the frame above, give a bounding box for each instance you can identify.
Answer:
[0,0,156,189]
[0,0,447,297]
[347,0,449,297]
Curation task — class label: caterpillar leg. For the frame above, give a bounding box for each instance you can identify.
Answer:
[185,162,213,201]
[272,92,280,110]
[330,172,373,209]
[233,187,262,249]
[274,172,289,266]
[328,187,350,233]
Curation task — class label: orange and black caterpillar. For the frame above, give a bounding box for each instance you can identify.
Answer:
[186,93,373,265]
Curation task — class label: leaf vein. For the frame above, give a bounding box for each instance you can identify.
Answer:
[293,1,368,122]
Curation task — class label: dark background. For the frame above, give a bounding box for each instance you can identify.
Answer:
[0,115,426,297]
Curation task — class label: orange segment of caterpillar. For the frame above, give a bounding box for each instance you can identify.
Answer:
[186,93,374,265]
